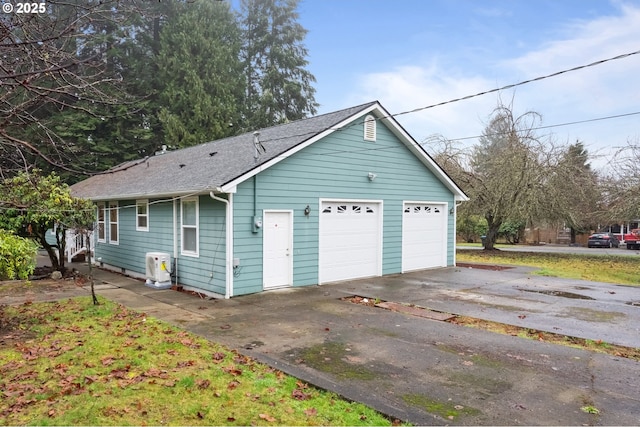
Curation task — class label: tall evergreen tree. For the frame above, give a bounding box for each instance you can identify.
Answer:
[240,0,318,129]
[157,0,245,148]
[550,142,601,242]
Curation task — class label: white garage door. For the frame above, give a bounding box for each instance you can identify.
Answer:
[319,201,382,283]
[402,202,447,271]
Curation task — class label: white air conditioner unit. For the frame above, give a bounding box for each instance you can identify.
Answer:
[145,252,172,289]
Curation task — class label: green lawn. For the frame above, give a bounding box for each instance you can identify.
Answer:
[0,297,397,426]
[457,249,640,286]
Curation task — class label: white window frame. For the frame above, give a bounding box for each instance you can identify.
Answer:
[108,202,119,245]
[97,203,106,243]
[136,199,149,232]
[364,114,376,142]
[181,197,199,257]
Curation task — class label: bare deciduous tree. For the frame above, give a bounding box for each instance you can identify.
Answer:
[601,141,640,224]
[0,1,140,177]
[430,100,569,250]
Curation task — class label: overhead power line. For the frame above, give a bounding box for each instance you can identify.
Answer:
[449,110,640,142]
[389,49,640,120]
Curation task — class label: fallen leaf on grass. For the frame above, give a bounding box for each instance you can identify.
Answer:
[176,360,195,368]
[101,356,115,366]
[304,408,317,416]
[223,365,243,376]
[233,353,252,365]
[196,379,210,389]
[259,413,276,422]
[84,375,99,384]
[292,388,311,400]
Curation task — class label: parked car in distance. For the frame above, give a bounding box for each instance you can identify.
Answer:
[587,232,620,248]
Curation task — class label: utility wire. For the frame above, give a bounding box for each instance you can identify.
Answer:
[448,110,640,142]
[390,49,640,119]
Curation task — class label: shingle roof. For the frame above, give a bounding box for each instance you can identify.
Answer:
[71,102,377,200]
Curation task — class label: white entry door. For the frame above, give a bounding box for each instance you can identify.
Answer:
[402,202,447,271]
[263,210,293,289]
[319,200,382,283]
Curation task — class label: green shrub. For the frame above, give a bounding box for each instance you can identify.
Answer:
[0,229,39,280]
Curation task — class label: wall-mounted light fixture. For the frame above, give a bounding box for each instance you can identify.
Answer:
[449,207,455,215]
[367,172,377,181]
[304,205,311,216]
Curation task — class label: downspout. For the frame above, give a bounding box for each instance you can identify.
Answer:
[210,191,232,299]
[173,199,178,288]
[452,201,462,266]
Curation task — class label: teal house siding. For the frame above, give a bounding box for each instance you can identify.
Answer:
[95,199,173,273]
[175,195,227,296]
[231,116,455,296]
[72,102,467,299]
[93,197,226,296]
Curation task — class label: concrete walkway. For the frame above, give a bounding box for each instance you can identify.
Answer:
[4,262,640,425]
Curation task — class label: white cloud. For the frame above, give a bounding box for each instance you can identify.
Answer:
[348,64,497,146]
[345,3,640,167]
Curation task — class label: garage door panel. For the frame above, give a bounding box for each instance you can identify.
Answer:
[402,203,447,272]
[319,201,381,283]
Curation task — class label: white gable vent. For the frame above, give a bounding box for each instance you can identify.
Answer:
[364,114,376,141]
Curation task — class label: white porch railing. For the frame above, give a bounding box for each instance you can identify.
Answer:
[65,230,93,263]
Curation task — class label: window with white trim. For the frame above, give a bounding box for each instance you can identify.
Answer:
[97,203,106,242]
[108,202,119,245]
[136,199,149,232]
[181,197,199,256]
[364,114,376,141]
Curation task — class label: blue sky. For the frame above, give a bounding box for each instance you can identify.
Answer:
[296,0,640,169]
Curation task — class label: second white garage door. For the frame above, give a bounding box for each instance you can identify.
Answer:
[402,202,447,271]
[319,200,382,283]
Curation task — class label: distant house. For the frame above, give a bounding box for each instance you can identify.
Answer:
[71,101,468,298]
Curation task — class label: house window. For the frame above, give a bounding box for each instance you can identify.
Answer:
[181,197,199,256]
[136,200,149,232]
[364,115,376,141]
[97,203,106,242]
[108,202,119,245]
